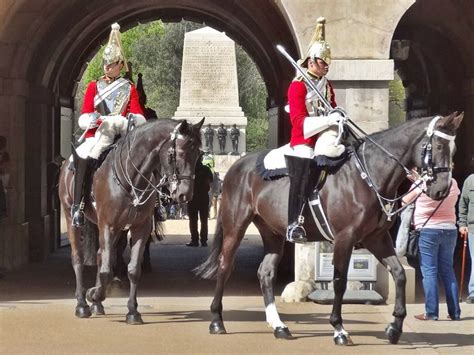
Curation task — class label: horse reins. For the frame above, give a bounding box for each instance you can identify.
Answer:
[349,116,455,219]
[112,122,194,207]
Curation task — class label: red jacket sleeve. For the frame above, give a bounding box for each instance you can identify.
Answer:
[288,81,316,147]
[123,85,145,116]
[81,82,97,114]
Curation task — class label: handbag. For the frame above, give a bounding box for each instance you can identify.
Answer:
[406,229,420,260]
[406,198,445,261]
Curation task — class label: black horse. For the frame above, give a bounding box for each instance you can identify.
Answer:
[59,118,203,324]
[196,112,463,344]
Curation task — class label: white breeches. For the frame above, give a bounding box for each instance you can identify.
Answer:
[76,115,146,160]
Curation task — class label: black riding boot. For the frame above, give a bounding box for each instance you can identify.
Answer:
[71,157,95,227]
[285,155,318,243]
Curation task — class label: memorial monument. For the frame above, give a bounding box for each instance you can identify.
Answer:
[173,27,247,175]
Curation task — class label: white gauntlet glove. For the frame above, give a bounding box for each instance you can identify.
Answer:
[78,112,100,130]
[327,111,346,126]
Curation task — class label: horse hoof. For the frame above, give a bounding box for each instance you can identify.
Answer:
[91,303,105,316]
[75,305,92,318]
[86,288,96,303]
[209,320,227,334]
[274,327,293,339]
[126,312,143,325]
[334,333,353,346]
[385,324,402,344]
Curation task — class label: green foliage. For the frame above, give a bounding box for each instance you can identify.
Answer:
[235,45,268,151]
[246,116,268,152]
[389,72,406,127]
[76,20,268,151]
[132,21,204,118]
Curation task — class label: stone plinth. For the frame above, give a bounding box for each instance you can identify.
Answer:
[214,155,241,179]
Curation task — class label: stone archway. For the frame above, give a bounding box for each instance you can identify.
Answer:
[1,0,473,273]
[0,0,298,269]
[391,0,474,180]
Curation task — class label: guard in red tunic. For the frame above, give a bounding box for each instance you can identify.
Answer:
[71,23,146,227]
[285,17,345,243]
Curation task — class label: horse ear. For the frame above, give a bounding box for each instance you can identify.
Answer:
[453,111,464,130]
[178,120,190,134]
[442,111,463,131]
[194,117,205,130]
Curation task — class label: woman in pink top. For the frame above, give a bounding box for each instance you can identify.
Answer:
[403,179,461,321]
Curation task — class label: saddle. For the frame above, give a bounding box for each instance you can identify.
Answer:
[255,144,350,181]
[255,145,351,243]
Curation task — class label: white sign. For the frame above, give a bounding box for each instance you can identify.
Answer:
[314,242,377,281]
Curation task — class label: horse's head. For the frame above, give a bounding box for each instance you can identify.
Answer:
[415,112,463,200]
[164,118,204,203]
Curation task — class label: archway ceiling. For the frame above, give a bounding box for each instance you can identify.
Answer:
[395,0,474,75]
[1,0,298,105]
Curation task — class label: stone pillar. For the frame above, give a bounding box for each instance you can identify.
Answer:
[329,59,394,133]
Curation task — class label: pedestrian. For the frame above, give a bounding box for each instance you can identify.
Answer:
[458,173,474,304]
[403,178,461,320]
[72,23,146,227]
[186,153,214,247]
[284,17,345,243]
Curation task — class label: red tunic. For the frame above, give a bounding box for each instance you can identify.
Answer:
[81,80,144,139]
[288,79,336,147]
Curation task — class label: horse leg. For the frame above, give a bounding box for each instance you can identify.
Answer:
[329,238,355,346]
[364,232,406,344]
[114,230,129,280]
[89,246,105,316]
[67,222,92,318]
[86,226,115,310]
[256,226,290,338]
[209,216,250,334]
[125,222,150,325]
[141,236,152,273]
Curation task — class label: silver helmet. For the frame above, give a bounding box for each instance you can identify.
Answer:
[301,17,331,67]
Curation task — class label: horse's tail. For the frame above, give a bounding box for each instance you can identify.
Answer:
[193,211,223,280]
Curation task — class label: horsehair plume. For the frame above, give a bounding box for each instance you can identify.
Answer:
[309,17,326,46]
[111,23,120,31]
[193,209,223,279]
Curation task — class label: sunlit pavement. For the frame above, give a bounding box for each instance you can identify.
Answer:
[1,220,473,354]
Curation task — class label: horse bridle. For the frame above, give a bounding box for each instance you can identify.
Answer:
[165,124,195,195]
[351,116,455,219]
[112,122,195,207]
[419,116,455,182]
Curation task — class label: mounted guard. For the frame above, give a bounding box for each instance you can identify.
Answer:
[71,23,146,227]
[284,17,347,243]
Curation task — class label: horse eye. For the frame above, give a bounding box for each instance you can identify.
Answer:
[436,144,443,150]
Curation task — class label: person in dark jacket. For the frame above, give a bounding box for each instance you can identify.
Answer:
[186,154,214,247]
